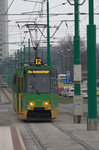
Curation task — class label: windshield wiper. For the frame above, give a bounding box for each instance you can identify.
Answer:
[31,84,40,94]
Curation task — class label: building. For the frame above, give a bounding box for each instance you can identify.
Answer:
[0,0,9,61]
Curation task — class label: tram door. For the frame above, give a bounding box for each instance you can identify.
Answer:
[18,77,23,113]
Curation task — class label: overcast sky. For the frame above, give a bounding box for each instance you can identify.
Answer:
[8,0,99,53]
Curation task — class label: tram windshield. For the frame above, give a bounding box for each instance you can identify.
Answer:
[27,73,50,94]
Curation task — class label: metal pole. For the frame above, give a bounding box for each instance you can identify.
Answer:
[21,48,22,66]
[35,21,38,59]
[34,47,38,59]
[24,45,26,64]
[47,0,50,66]
[18,50,19,67]
[9,59,12,88]
[15,51,16,71]
[87,0,97,130]
[73,0,82,124]
[28,39,30,64]
[74,0,80,92]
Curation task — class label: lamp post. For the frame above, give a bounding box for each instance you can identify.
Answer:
[87,0,97,130]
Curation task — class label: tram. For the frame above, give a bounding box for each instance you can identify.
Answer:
[13,58,58,120]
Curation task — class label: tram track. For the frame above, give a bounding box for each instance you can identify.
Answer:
[2,88,99,150]
[22,123,47,150]
[1,88,47,150]
[52,122,95,150]
[22,121,96,150]
[1,88,12,103]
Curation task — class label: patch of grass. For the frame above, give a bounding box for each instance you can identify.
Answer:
[58,96,88,104]
[83,99,88,103]
[58,96,73,104]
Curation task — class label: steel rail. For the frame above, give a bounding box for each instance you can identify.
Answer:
[52,122,95,150]
[24,124,47,150]
[1,88,12,103]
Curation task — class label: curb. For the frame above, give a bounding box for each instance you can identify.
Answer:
[10,126,26,150]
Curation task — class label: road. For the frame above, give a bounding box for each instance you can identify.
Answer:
[0,88,99,150]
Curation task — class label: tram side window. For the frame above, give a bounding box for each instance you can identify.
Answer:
[18,78,23,93]
[51,79,58,93]
[13,74,16,84]
[51,70,58,93]
[13,74,16,93]
[23,74,27,93]
[51,70,57,78]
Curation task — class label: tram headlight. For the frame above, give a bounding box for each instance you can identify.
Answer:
[27,102,35,109]
[29,102,34,106]
[43,101,49,106]
[45,102,48,105]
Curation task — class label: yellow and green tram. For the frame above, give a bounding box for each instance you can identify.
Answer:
[13,63,58,120]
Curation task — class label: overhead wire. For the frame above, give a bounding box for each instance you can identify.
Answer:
[5,0,15,15]
[9,0,68,30]
[8,1,69,46]
[9,0,99,49]
[17,0,39,45]
[81,2,99,22]
[10,1,68,25]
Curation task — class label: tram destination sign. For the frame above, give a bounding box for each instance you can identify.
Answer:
[28,70,49,74]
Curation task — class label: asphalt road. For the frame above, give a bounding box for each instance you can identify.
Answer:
[0,89,99,150]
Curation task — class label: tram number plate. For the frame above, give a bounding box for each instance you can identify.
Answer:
[36,58,42,65]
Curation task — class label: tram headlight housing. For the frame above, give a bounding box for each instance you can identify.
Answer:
[43,101,50,106]
[27,102,35,110]
[29,102,34,106]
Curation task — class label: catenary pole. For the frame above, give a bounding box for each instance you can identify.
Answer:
[67,0,85,124]
[24,45,26,64]
[28,39,30,64]
[47,0,50,66]
[73,0,82,124]
[15,51,16,71]
[87,0,97,130]
[21,48,22,66]
[74,0,80,92]
[18,50,19,67]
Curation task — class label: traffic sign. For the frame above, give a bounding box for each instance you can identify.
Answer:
[66,71,70,75]
[69,79,72,84]
[66,75,70,80]
[64,79,72,84]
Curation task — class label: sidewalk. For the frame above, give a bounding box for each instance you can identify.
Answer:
[0,126,26,150]
[58,104,99,150]
[59,123,99,150]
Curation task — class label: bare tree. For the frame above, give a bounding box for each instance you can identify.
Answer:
[58,36,86,79]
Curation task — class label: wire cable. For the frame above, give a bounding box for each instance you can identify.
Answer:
[5,0,15,15]
[22,0,39,44]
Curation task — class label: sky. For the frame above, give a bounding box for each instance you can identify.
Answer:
[8,0,99,54]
